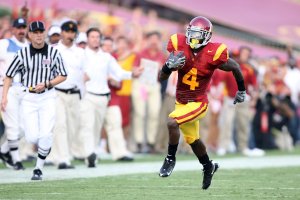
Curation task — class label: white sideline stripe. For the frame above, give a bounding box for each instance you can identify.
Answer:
[0,155,299,184]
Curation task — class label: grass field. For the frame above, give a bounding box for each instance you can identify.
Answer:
[1,148,300,199]
[0,167,299,200]
[1,147,299,170]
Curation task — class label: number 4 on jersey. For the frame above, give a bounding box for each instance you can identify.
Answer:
[182,68,199,90]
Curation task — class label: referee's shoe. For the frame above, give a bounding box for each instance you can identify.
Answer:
[31,169,43,180]
[0,152,14,169]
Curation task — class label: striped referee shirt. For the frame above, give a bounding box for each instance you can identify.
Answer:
[6,43,67,87]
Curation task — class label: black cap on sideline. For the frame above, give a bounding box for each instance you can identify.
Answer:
[13,18,27,28]
[61,21,78,33]
[29,21,45,32]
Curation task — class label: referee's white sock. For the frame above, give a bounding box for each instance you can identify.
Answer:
[8,139,21,163]
[36,157,45,170]
[10,150,21,163]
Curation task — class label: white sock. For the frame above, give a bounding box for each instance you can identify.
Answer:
[35,157,45,170]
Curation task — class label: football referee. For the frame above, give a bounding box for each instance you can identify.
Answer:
[1,21,67,180]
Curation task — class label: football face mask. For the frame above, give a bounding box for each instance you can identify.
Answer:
[186,27,211,49]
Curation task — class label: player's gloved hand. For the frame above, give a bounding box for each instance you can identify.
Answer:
[233,90,246,104]
[166,51,186,71]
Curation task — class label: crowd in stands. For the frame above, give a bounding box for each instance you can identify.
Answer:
[0,4,299,171]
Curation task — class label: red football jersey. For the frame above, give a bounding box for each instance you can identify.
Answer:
[167,34,229,104]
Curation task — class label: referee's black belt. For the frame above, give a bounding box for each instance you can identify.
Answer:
[88,91,110,97]
[23,87,53,94]
[55,87,80,95]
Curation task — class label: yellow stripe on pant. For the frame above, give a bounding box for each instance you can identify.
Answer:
[169,101,208,144]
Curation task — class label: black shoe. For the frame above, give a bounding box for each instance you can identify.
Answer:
[31,169,43,180]
[117,156,134,162]
[87,153,97,168]
[58,163,75,169]
[159,157,176,177]
[14,162,25,170]
[202,162,219,190]
[0,152,14,169]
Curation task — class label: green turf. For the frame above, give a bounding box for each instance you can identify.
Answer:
[1,146,300,169]
[0,167,299,200]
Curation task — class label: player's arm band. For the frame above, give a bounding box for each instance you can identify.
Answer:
[161,63,172,75]
[237,79,246,91]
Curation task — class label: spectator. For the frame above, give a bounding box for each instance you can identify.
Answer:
[132,31,166,153]
[253,80,294,149]
[76,32,87,49]
[114,36,136,140]
[49,20,84,169]
[283,46,300,144]
[217,46,265,157]
[78,28,142,167]
[101,37,134,161]
[47,25,61,45]
[0,18,29,170]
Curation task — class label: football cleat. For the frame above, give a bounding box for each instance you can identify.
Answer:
[202,162,219,190]
[31,169,43,180]
[159,157,176,177]
[14,162,25,170]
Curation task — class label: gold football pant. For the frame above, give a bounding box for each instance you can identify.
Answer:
[169,101,208,144]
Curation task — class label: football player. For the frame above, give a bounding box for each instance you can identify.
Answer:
[158,16,246,189]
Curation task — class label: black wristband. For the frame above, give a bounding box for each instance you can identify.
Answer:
[162,63,172,75]
[46,81,53,89]
[237,80,246,91]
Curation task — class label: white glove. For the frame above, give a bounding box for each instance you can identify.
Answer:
[166,51,186,70]
[233,90,246,104]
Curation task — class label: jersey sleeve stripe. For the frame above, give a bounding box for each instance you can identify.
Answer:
[213,44,227,61]
[171,34,178,51]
